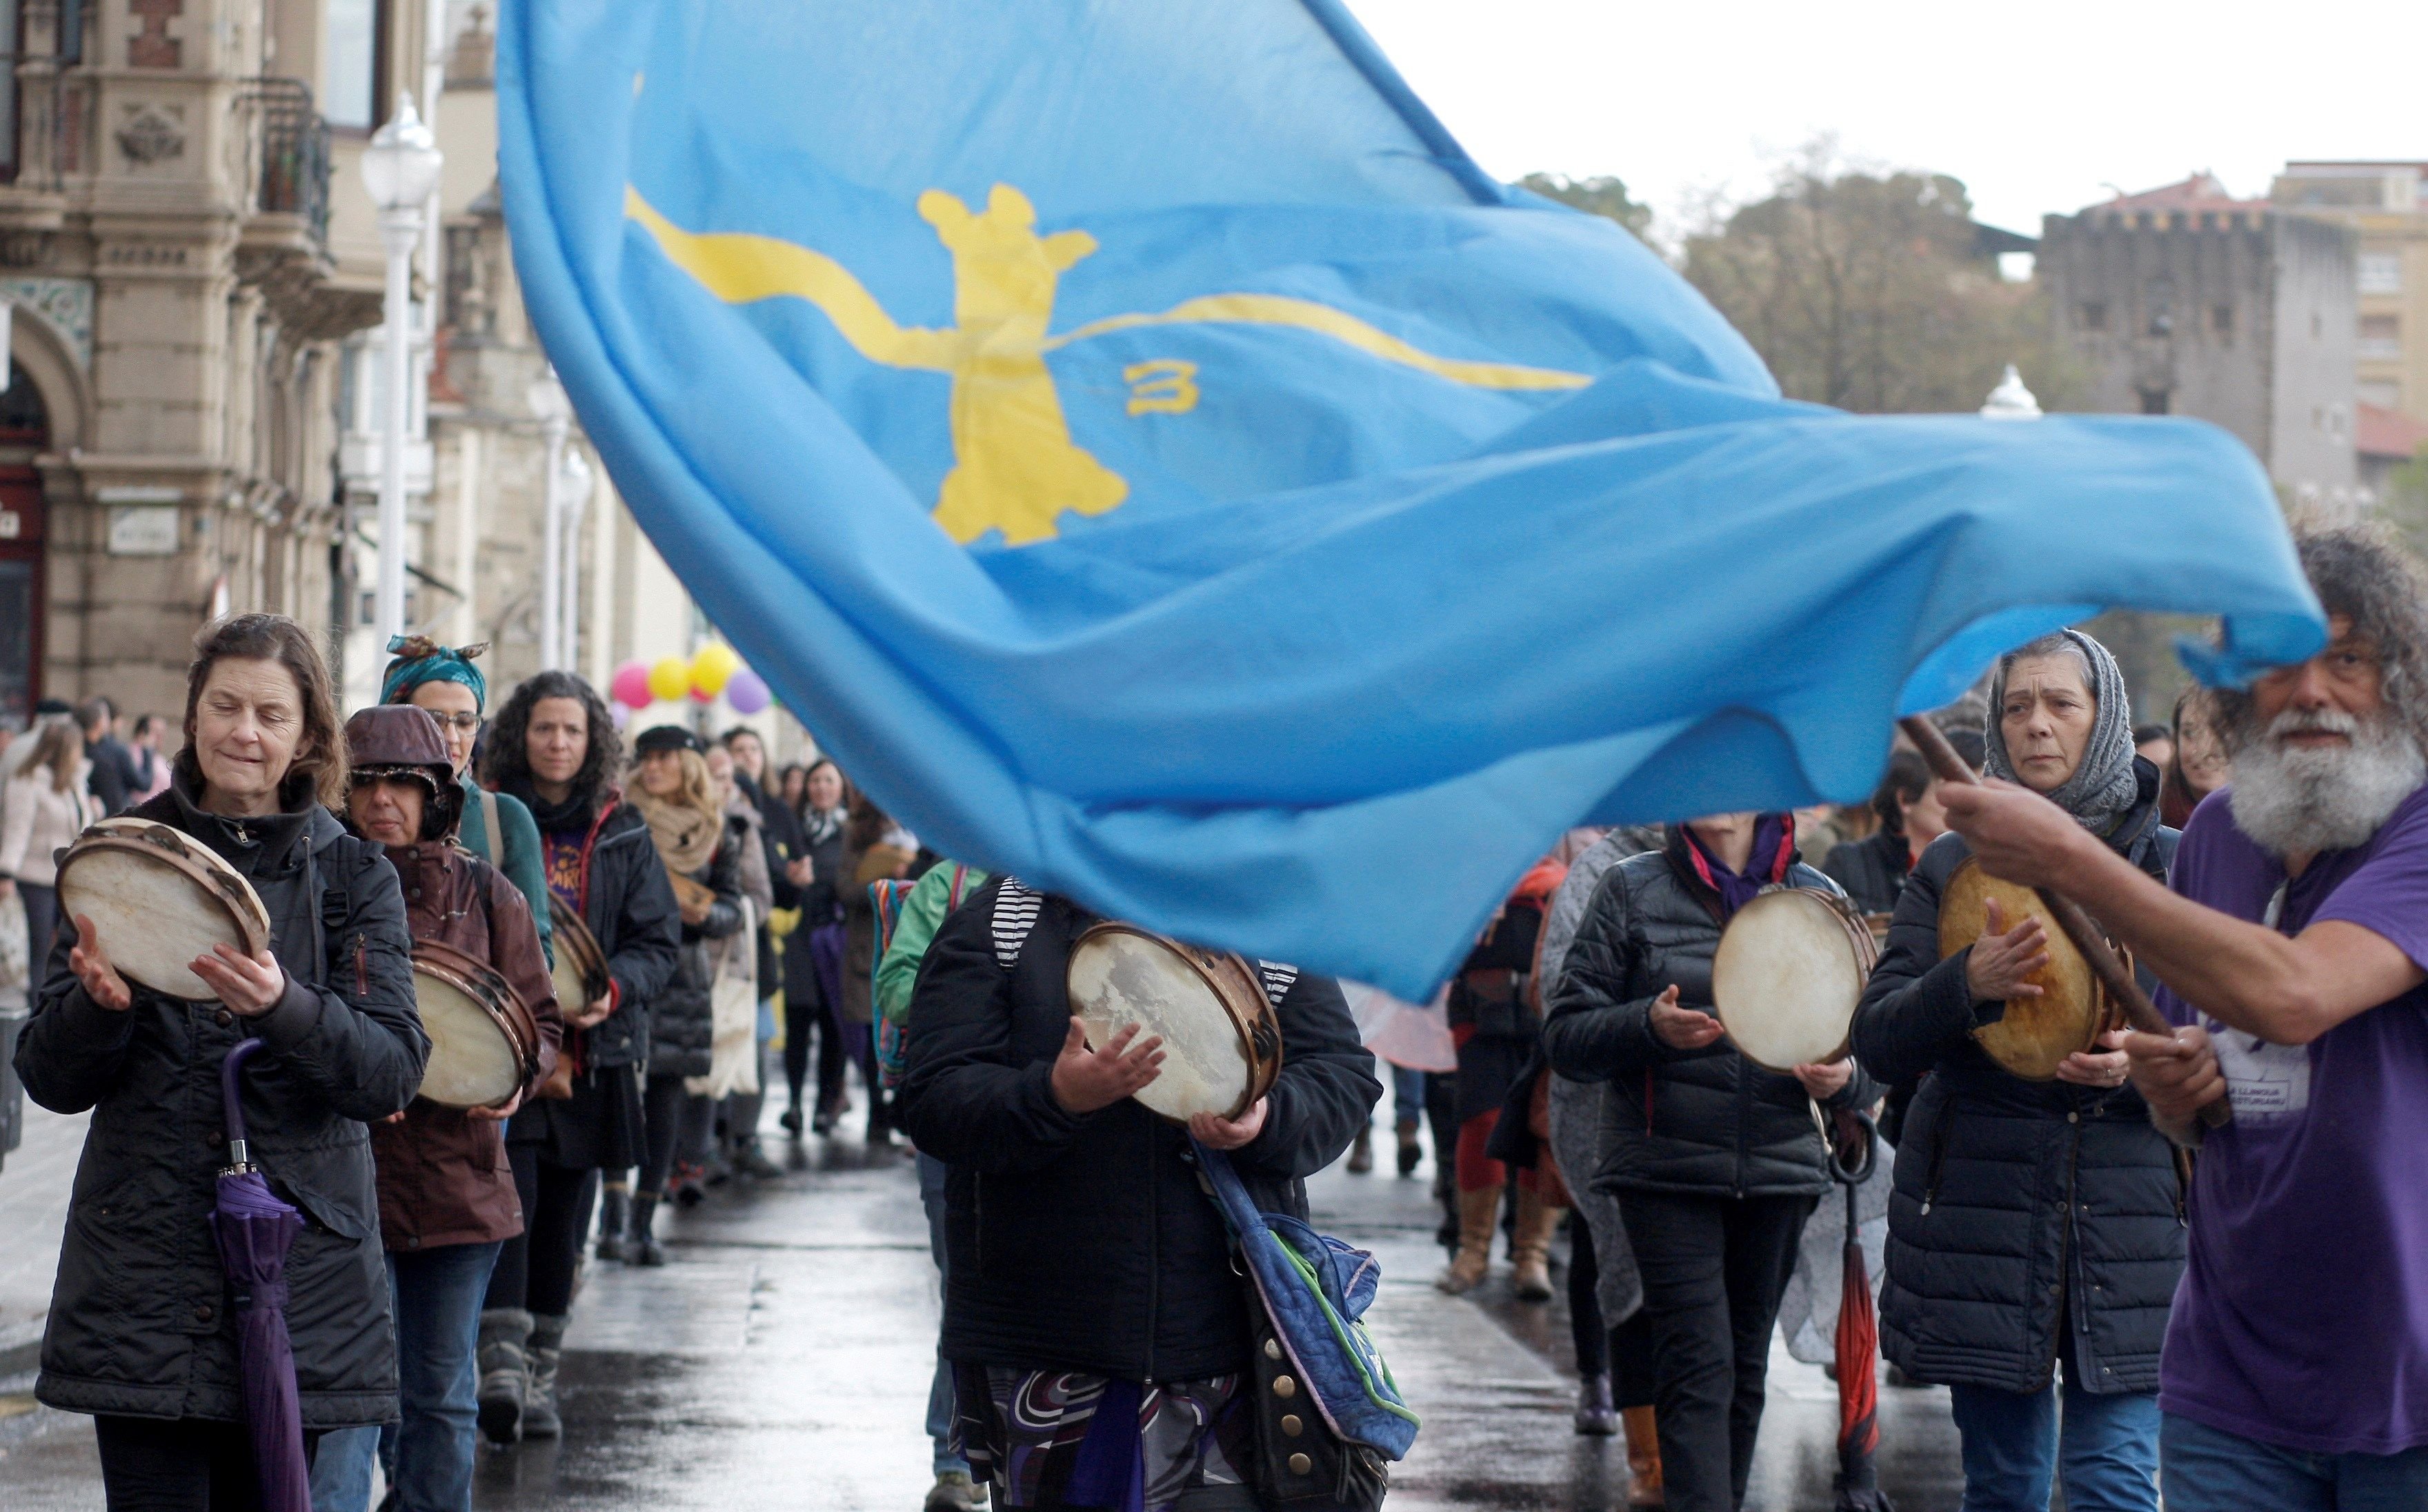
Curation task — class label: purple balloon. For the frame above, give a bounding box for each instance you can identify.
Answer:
[724,668,771,715]
[610,702,632,730]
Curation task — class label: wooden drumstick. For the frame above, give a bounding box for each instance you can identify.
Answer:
[1898,715,2232,1128]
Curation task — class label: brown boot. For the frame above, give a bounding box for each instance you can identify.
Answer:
[1622,1405,1664,1508]
[1435,1186,1499,1294]
[1509,1187,1564,1301]
[1346,1124,1374,1174]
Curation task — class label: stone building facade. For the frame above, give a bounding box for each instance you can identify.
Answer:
[2040,175,2359,513]
[2273,161,2428,439]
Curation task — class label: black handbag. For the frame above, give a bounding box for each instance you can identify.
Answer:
[1236,1275,1390,1512]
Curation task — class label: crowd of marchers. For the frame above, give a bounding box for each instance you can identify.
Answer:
[6,519,2427,1512]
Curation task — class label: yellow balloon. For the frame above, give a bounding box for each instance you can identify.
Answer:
[647,657,691,704]
[690,642,743,697]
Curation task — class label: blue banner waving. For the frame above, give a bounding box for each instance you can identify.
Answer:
[497,1,2322,997]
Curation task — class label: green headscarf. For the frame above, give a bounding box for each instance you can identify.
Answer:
[380,635,489,709]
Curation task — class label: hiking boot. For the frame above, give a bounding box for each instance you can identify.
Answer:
[475,1309,531,1445]
[522,1314,567,1439]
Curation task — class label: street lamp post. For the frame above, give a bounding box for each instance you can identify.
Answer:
[558,447,593,676]
[529,372,571,670]
[361,94,445,646]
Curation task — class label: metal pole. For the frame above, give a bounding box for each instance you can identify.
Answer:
[559,457,585,677]
[375,208,421,644]
[538,412,568,669]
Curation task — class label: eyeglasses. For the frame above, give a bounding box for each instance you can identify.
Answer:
[429,713,483,733]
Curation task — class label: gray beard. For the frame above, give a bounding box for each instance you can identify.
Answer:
[2229,709,2427,859]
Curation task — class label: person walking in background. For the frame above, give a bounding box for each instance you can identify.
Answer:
[475,673,681,1445]
[311,706,563,1512]
[13,614,423,1509]
[619,725,748,1256]
[128,712,172,802]
[1853,630,2183,1512]
[782,757,851,1137]
[381,637,554,965]
[74,697,137,817]
[0,718,94,974]
[703,738,780,1178]
[719,728,798,1177]
[839,790,915,1148]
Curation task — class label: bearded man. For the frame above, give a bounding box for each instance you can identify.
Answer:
[1940,524,2428,1510]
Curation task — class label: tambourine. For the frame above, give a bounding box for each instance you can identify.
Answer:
[1711,886,1879,1074]
[548,899,612,1016]
[1065,923,1281,1122]
[1939,856,2113,1081]
[410,939,543,1109]
[54,817,272,1000]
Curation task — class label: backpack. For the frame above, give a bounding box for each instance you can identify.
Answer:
[873,864,973,1087]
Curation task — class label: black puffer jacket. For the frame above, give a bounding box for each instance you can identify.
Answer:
[644,816,747,1080]
[1849,768,2183,1396]
[1544,830,1877,1198]
[896,879,1380,1380]
[14,779,423,1426]
[507,785,682,1077]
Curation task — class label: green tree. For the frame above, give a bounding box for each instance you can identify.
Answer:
[1680,146,2082,415]
[1518,172,1653,239]
[2379,446,2428,564]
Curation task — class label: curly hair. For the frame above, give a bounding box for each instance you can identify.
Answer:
[174,613,349,809]
[2213,524,2428,754]
[481,670,621,812]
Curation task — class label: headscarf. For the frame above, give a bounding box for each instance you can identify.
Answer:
[1983,628,2140,835]
[380,635,488,709]
[1678,813,1797,920]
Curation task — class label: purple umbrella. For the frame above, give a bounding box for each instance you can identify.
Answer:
[210,1037,312,1512]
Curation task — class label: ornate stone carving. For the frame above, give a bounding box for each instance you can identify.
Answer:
[0,276,96,368]
[117,105,186,165]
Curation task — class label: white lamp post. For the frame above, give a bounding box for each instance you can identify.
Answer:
[557,446,593,676]
[1980,364,2043,421]
[361,93,445,645]
[528,371,571,670]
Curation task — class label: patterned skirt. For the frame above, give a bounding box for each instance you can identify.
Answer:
[952,1364,1253,1512]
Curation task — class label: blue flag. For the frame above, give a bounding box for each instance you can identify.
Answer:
[498,1,2322,997]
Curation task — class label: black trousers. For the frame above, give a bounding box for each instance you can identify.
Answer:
[1569,1209,1659,1409]
[484,1152,597,1319]
[639,1072,715,1194]
[781,990,848,1113]
[1618,1188,1816,1512]
[93,1415,323,1511]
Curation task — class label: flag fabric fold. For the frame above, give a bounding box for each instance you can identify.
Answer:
[497,0,2322,996]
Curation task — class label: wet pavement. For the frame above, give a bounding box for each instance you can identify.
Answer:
[0,1100,1967,1509]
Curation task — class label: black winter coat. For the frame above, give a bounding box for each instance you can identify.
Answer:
[644,817,748,1080]
[1823,828,1911,916]
[14,780,424,1426]
[740,772,802,994]
[1849,770,2184,1396]
[895,879,1380,1381]
[1544,832,1878,1199]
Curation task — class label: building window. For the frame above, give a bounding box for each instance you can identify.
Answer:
[2360,314,2402,361]
[2140,389,2170,416]
[2145,276,2176,337]
[2078,301,2108,332]
[2211,304,2233,337]
[2360,379,2402,410]
[323,0,390,132]
[2360,252,2403,295]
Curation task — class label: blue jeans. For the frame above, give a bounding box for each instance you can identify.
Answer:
[1948,1376,2159,1512]
[2161,1411,2428,1511]
[1390,1066,1425,1126]
[309,1241,504,1512]
[918,1152,970,1479]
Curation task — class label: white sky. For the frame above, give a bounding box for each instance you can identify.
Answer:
[1346,1,2428,246]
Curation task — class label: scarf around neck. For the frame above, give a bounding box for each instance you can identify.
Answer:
[629,784,724,875]
[1678,813,1795,919]
[800,804,844,846]
[1984,628,2140,835]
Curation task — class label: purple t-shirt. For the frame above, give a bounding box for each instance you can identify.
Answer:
[2153,783,2428,1455]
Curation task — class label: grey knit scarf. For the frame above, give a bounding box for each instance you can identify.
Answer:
[1983,628,2140,835]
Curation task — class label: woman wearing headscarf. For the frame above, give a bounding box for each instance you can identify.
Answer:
[838,789,915,1146]
[617,725,747,1261]
[1850,630,2183,1512]
[380,636,553,962]
[780,758,850,1136]
[1546,813,1878,1512]
[474,673,680,1445]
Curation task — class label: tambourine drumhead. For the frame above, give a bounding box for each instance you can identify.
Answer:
[412,942,537,1110]
[1938,858,2105,1081]
[547,900,610,1016]
[56,818,271,1001]
[1066,924,1278,1122]
[1711,888,1878,1075]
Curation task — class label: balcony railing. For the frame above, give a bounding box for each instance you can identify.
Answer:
[251,79,331,248]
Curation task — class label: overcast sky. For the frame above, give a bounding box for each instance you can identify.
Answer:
[1347,1,2427,245]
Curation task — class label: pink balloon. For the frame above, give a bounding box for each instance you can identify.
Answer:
[609,659,654,710]
[725,669,770,715]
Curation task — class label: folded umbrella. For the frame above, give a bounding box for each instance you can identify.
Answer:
[209,1037,312,1512]
[1831,1108,1893,1512]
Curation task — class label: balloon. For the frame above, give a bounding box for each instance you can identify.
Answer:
[690,641,742,698]
[609,702,632,730]
[647,656,691,704]
[609,659,654,710]
[724,668,770,715]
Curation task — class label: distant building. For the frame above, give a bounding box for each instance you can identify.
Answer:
[2273,162,2428,443]
[2040,175,2359,513]
[2359,403,2428,501]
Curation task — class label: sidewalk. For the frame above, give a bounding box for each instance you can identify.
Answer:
[0,1104,83,1375]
